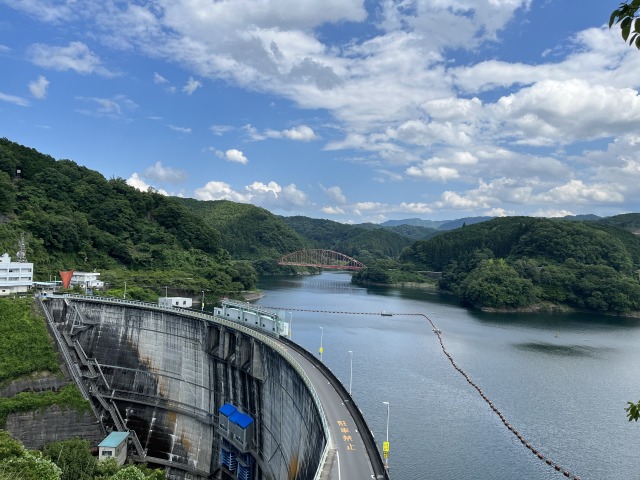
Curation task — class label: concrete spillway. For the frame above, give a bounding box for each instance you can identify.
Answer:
[41,296,327,479]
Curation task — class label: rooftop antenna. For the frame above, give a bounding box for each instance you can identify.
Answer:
[16,233,27,263]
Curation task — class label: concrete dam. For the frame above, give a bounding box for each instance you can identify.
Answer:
[39,295,331,480]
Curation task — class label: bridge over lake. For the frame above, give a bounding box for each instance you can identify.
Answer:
[278,249,366,270]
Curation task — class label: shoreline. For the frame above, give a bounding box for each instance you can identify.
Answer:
[354,280,640,318]
[241,290,265,302]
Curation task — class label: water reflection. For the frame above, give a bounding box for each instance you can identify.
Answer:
[514,342,609,357]
[470,309,640,332]
[256,272,640,480]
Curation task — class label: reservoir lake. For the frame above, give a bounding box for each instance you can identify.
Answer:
[255,271,640,480]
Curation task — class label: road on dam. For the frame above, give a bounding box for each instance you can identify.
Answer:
[281,342,382,480]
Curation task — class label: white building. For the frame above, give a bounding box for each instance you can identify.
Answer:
[0,253,33,296]
[98,431,129,465]
[214,300,289,336]
[158,296,193,308]
[70,271,104,290]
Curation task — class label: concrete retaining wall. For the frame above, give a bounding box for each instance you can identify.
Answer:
[6,405,103,451]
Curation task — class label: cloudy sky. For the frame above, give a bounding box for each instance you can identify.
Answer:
[1,1,639,223]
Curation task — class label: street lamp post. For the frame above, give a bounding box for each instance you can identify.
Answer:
[348,350,353,395]
[123,281,127,300]
[201,290,205,312]
[289,312,293,339]
[383,401,390,470]
[319,327,324,361]
[165,286,168,298]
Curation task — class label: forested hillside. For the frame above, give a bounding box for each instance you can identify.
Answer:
[5,137,639,315]
[363,222,440,241]
[398,216,640,313]
[0,138,257,298]
[179,198,309,274]
[282,216,414,264]
[599,213,640,234]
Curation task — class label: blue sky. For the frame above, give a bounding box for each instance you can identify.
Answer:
[1,1,639,223]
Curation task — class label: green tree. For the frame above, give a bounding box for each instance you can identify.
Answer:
[0,430,24,462]
[0,450,62,480]
[94,457,119,478]
[0,172,15,214]
[626,400,640,421]
[460,259,537,309]
[43,438,96,480]
[610,1,640,48]
[109,465,145,480]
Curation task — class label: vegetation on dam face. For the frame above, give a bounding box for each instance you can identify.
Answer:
[0,298,60,385]
[0,296,87,433]
[0,298,166,479]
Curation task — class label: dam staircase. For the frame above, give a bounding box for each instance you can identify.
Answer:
[44,297,213,477]
[41,297,147,459]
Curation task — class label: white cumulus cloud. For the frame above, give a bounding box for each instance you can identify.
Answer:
[28,75,49,99]
[126,173,169,195]
[216,149,249,164]
[194,179,308,211]
[183,77,201,95]
[143,161,188,184]
[245,124,318,141]
[28,42,112,76]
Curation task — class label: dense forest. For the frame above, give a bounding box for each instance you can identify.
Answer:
[177,201,435,269]
[0,138,430,299]
[178,198,308,275]
[0,138,258,300]
[389,216,640,313]
[3,137,640,315]
[281,216,417,264]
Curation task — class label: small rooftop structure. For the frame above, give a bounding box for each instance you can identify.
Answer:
[219,403,238,434]
[98,431,129,465]
[218,403,254,451]
[70,271,104,290]
[159,296,193,308]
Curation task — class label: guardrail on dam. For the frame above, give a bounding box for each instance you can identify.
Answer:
[38,295,329,479]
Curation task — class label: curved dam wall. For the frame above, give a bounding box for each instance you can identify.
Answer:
[43,297,326,479]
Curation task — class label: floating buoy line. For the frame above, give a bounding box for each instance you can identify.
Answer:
[267,306,582,480]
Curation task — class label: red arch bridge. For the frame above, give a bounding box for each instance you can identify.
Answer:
[278,249,366,270]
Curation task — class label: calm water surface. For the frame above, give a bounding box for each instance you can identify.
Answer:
[255,271,640,480]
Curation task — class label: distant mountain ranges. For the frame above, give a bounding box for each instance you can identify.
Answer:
[2,136,640,314]
[380,214,607,230]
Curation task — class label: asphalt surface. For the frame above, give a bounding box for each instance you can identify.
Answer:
[282,344,379,480]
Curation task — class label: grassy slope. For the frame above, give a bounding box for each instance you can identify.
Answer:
[0,298,89,427]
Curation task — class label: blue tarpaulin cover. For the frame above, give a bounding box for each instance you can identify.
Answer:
[219,403,237,418]
[229,411,254,429]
